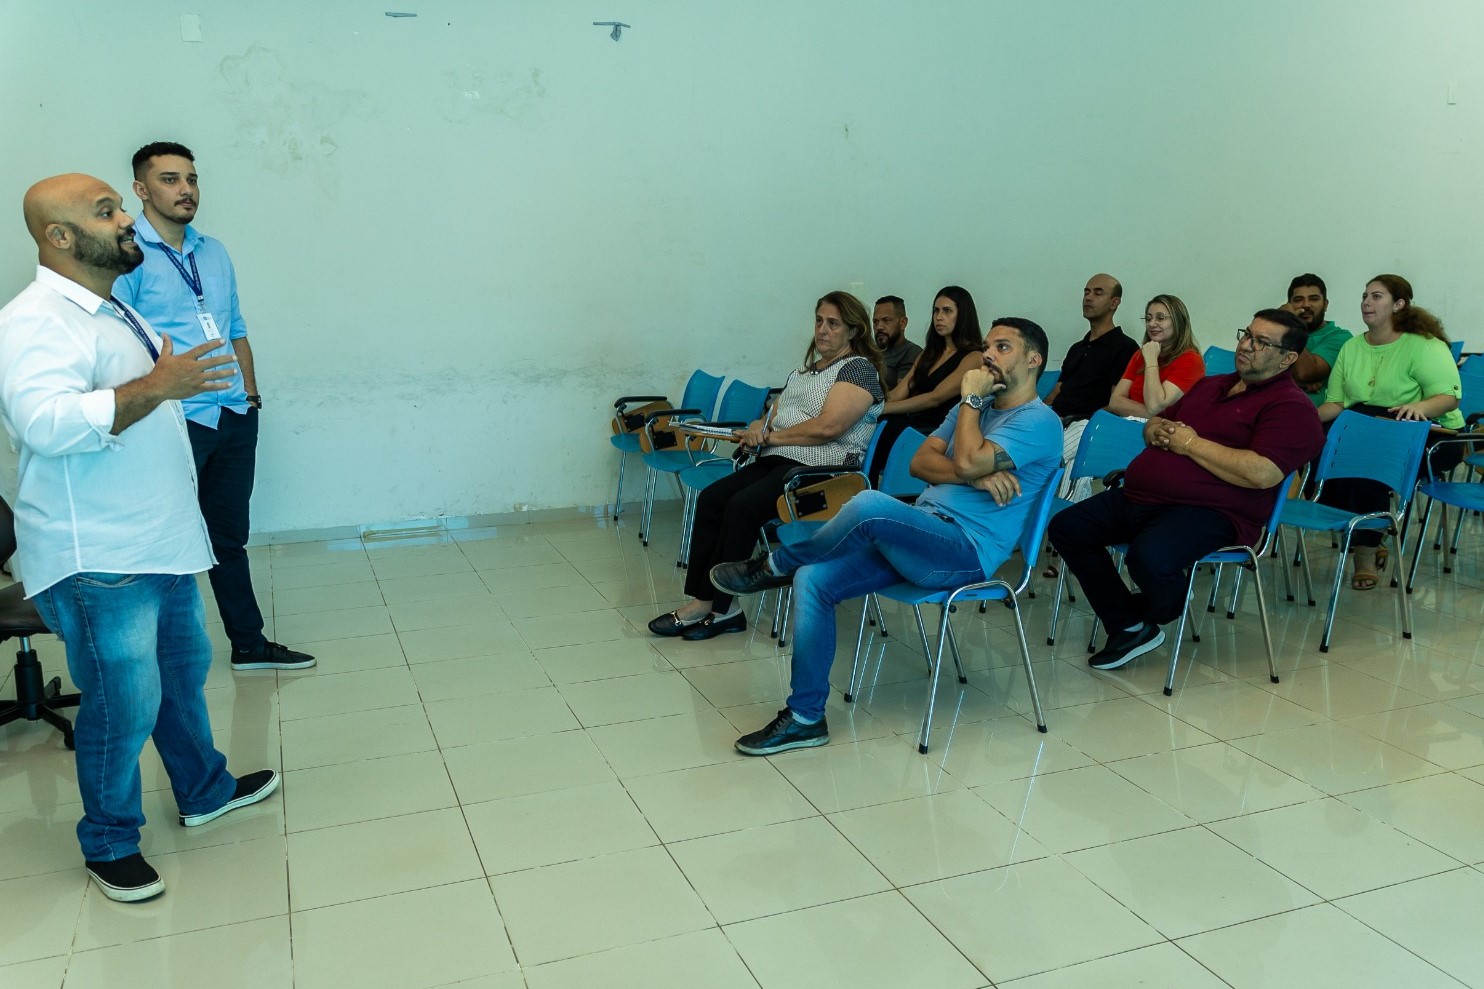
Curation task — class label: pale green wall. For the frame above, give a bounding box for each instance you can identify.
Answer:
[2,0,1479,531]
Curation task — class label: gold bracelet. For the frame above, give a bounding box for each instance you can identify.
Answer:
[1183,435,1196,450]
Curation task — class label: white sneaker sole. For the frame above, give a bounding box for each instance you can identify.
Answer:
[232,658,316,671]
[180,771,281,827]
[1090,629,1166,671]
[735,734,829,756]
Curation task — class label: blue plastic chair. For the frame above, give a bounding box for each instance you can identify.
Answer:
[1450,339,1465,364]
[1045,411,1149,646]
[641,378,771,546]
[760,422,906,647]
[850,469,1063,753]
[610,370,723,522]
[669,382,776,565]
[1276,411,1430,652]
[1160,474,1294,695]
[1202,346,1237,376]
[1407,437,1484,590]
[1037,369,1061,401]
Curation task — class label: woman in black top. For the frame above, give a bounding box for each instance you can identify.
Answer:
[867,285,985,481]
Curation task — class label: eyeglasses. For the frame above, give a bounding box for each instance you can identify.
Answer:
[1142,314,1170,324]
[1235,328,1289,353]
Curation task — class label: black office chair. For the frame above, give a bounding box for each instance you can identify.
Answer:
[0,498,77,749]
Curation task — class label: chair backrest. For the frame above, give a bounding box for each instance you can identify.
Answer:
[1202,346,1237,376]
[1450,339,1465,364]
[878,428,928,500]
[1036,369,1061,400]
[718,379,772,423]
[679,370,725,419]
[1459,373,1484,423]
[1004,468,1066,594]
[0,497,15,567]
[1314,410,1430,502]
[1068,410,1146,483]
[1250,472,1298,554]
[857,420,889,474]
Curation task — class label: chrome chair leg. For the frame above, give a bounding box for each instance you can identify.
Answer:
[1008,597,1047,734]
[917,604,952,753]
[844,597,873,703]
[613,452,628,521]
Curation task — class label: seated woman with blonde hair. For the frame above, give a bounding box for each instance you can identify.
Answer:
[1318,274,1463,590]
[1105,294,1205,419]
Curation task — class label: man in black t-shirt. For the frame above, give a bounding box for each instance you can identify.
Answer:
[1045,273,1141,510]
[1047,273,1138,422]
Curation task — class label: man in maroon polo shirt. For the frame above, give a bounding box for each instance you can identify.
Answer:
[1049,308,1323,671]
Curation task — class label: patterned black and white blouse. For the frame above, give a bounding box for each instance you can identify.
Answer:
[764,355,884,467]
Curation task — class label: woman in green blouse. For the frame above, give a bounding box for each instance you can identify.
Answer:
[1317,274,1462,589]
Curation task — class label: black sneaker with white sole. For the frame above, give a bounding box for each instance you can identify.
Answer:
[85,853,165,902]
[233,641,316,671]
[1089,622,1166,671]
[735,708,829,756]
[180,769,280,827]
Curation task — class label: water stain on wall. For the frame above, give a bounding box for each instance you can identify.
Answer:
[440,67,547,124]
[216,45,379,195]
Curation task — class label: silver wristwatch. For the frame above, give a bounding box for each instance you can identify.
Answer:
[962,393,986,410]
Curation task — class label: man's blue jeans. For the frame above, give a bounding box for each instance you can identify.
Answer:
[771,491,985,722]
[33,573,236,862]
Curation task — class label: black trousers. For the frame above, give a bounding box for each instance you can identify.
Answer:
[187,408,265,651]
[683,455,801,612]
[1049,488,1237,631]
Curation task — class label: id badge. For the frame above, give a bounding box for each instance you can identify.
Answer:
[196,310,223,341]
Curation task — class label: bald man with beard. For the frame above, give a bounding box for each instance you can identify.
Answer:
[0,174,280,903]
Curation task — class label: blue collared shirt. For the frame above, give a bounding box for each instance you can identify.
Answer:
[113,213,249,428]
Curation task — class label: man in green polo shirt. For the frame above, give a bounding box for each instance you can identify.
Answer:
[1284,273,1352,406]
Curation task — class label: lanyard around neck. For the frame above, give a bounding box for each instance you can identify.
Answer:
[150,240,203,301]
[108,298,160,361]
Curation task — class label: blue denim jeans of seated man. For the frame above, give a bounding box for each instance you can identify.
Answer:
[32,572,236,862]
[771,491,985,722]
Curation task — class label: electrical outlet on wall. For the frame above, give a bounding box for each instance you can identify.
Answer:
[180,14,202,43]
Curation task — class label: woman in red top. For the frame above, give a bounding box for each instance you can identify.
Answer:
[1106,294,1205,418]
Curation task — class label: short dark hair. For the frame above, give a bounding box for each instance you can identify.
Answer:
[991,316,1050,380]
[1286,273,1326,299]
[1253,308,1309,353]
[132,141,195,178]
[874,295,906,319]
[1110,278,1123,300]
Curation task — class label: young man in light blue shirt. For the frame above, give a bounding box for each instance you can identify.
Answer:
[115,142,313,671]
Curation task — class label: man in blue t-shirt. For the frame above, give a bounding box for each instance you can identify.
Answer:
[711,318,1064,755]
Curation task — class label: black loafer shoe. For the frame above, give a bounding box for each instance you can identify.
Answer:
[680,611,747,640]
[648,611,706,637]
[710,552,792,597]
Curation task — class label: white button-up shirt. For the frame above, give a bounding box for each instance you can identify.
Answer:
[0,266,213,596]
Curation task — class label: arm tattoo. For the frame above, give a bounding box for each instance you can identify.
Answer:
[991,448,1017,473]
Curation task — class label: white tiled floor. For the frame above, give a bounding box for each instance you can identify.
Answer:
[4,506,1484,987]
